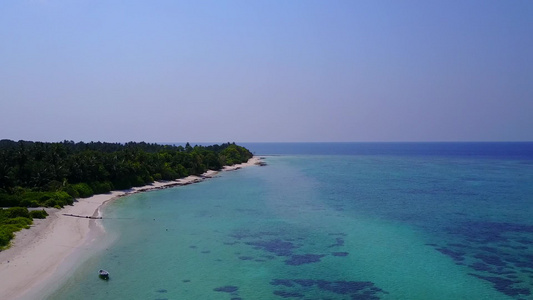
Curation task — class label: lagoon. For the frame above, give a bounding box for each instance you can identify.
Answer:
[48,143,533,299]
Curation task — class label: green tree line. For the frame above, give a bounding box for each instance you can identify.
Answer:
[0,140,252,207]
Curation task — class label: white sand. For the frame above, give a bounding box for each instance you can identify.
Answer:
[0,156,261,299]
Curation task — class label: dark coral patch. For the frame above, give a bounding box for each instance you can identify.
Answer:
[470,262,492,272]
[489,268,515,276]
[328,232,347,236]
[230,230,279,240]
[506,256,533,269]
[436,247,465,262]
[246,239,297,256]
[213,286,239,293]
[508,245,528,250]
[293,279,315,287]
[271,279,294,287]
[515,260,533,269]
[428,221,533,298]
[273,290,304,298]
[447,221,533,244]
[448,243,470,248]
[332,252,349,257]
[478,246,500,254]
[270,279,386,299]
[474,253,506,267]
[329,237,345,248]
[516,238,532,245]
[285,254,325,265]
[316,280,374,294]
[470,274,530,297]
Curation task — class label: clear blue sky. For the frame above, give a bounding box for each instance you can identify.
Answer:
[1,0,532,142]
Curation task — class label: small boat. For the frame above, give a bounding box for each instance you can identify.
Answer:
[98,269,109,280]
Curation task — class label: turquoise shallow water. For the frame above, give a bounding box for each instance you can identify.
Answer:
[48,150,533,299]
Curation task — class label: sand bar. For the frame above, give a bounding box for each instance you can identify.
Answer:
[0,156,261,299]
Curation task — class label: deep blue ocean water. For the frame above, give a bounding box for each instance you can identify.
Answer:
[241,142,533,158]
[48,143,533,300]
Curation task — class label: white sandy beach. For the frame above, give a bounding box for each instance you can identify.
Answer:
[0,157,261,300]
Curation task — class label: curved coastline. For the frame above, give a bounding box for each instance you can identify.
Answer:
[0,157,261,300]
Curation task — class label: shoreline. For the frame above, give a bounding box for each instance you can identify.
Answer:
[0,156,262,300]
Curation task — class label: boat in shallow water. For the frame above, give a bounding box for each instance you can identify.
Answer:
[98,269,109,280]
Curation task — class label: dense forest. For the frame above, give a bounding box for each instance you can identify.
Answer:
[0,140,252,248]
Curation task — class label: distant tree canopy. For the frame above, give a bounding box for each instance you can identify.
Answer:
[0,140,253,208]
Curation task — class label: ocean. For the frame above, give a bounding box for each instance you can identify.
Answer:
[48,143,533,300]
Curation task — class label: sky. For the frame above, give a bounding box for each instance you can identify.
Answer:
[1,0,532,143]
